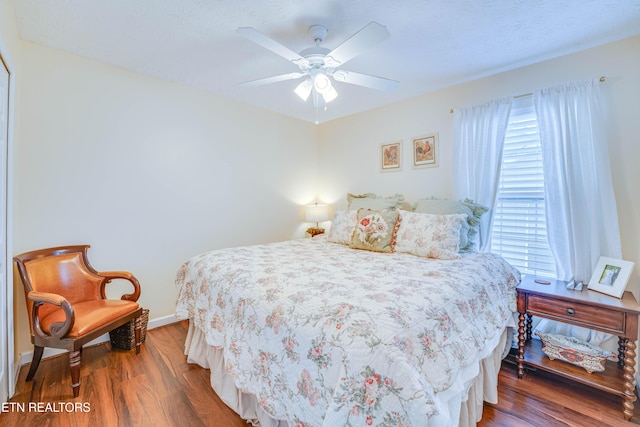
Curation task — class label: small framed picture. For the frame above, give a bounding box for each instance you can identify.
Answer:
[412,133,438,168]
[380,140,402,172]
[587,256,636,298]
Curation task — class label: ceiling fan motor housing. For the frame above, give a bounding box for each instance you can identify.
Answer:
[300,25,339,69]
[299,48,337,72]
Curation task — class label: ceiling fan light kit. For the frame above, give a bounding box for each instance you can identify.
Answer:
[238,22,399,111]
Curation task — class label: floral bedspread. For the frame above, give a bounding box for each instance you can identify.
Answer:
[175,237,520,426]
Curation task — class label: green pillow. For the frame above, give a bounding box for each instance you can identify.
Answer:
[347,193,404,210]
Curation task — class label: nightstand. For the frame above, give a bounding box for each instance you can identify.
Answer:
[516,275,640,421]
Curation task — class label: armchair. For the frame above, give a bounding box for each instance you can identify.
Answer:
[13,245,143,398]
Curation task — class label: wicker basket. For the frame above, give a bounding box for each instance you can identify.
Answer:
[109,308,149,350]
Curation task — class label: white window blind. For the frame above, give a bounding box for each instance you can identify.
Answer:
[490,95,555,277]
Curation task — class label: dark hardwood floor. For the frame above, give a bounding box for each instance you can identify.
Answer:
[480,359,640,427]
[2,321,638,426]
[1,321,245,427]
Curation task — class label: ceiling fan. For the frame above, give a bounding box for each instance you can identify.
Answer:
[237,22,399,106]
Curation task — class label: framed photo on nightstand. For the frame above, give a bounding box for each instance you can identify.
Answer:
[588,256,635,298]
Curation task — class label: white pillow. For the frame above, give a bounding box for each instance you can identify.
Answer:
[412,198,488,252]
[395,211,466,259]
[327,209,358,245]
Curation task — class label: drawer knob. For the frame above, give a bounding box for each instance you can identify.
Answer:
[567,308,575,315]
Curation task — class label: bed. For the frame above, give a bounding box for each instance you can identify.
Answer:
[175,203,520,426]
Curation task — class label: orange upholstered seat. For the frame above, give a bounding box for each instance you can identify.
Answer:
[40,299,140,337]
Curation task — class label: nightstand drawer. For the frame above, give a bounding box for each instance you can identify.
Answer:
[527,295,625,333]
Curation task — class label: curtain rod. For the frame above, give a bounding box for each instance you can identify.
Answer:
[449,76,606,113]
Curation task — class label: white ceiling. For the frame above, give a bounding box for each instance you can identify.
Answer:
[10,0,640,124]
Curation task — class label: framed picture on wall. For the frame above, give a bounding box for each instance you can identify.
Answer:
[380,140,402,172]
[412,133,438,168]
[587,256,635,298]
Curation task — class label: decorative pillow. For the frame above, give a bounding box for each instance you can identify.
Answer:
[413,198,488,252]
[395,211,466,259]
[349,209,401,253]
[347,193,404,211]
[327,209,358,245]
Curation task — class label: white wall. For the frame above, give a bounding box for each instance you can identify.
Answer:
[318,36,640,299]
[317,89,454,209]
[13,41,318,355]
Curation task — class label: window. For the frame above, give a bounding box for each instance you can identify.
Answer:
[490,95,555,277]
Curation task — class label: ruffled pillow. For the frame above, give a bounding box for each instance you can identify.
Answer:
[346,193,404,210]
[327,209,358,245]
[413,198,488,252]
[395,211,466,259]
[349,209,401,253]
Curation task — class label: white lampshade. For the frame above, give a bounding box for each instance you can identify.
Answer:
[294,79,312,101]
[313,73,331,93]
[322,85,338,103]
[304,204,329,224]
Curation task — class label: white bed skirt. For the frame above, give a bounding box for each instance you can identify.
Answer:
[184,321,509,427]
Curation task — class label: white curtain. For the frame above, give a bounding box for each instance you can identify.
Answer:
[452,97,512,252]
[534,79,622,282]
[534,78,622,348]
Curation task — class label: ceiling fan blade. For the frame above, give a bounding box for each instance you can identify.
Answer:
[325,22,390,66]
[240,72,307,87]
[237,27,308,67]
[332,70,399,91]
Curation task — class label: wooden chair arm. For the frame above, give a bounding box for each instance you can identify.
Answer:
[28,290,75,340]
[99,271,141,302]
[28,290,67,306]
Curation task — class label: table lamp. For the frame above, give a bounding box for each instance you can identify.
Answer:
[304,203,329,237]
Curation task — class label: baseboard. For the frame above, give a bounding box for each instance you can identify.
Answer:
[148,313,181,330]
[18,313,181,366]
